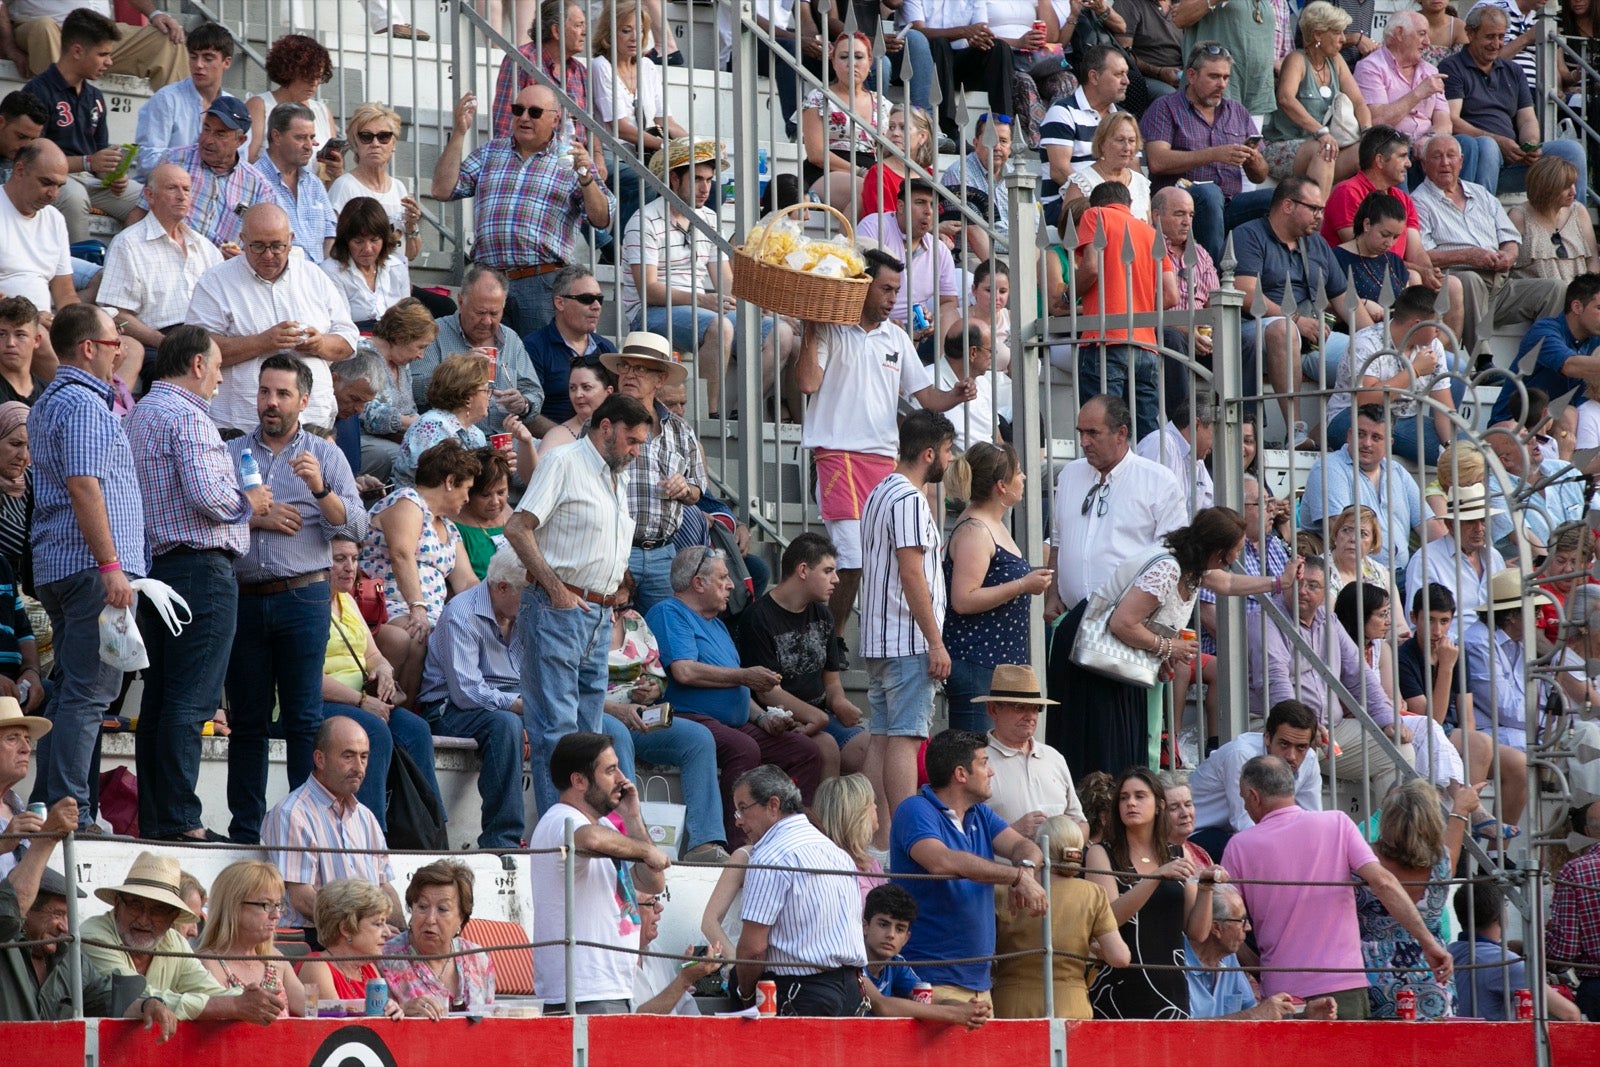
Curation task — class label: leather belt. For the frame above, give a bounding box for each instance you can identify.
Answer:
[239,570,330,596]
[505,263,564,280]
[635,538,670,551]
[561,581,622,608]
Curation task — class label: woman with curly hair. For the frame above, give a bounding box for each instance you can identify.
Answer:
[245,34,339,169]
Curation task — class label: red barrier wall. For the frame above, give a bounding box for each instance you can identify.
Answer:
[0,1021,83,1067]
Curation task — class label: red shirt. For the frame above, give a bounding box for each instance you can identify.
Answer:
[859,164,904,221]
[1321,172,1419,254]
[1075,204,1172,345]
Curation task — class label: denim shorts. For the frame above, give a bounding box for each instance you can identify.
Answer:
[865,654,935,737]
[823,715,866,750]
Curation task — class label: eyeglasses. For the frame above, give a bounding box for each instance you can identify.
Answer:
[559,291,605,306]
[86,337,121,351]
[617,361,664,377]
[1552,229,1571,259]
[1290,198,1326,215]
[1215,916,1250,928]
[691,546,727,581]
[356,129,396,144]
[1194,42,1233,60]
[1081,480,1110,517]
[246,241,290,255]
[636,887,672,910]
[509,104,551,119]
[244,900,287,917]
[732,798,765,821]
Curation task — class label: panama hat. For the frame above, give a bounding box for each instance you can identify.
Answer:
[94,851,200,922]
[601,331,690,387]
[1445,482,1504,521]
[0,694,50,742]
[1487,568,1552,613]
[970,664,1059,707]
[648,137,723,183]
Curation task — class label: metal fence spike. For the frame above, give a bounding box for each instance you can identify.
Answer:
[1119,221,1137,265]
[1517,337,1546,376]
[841,1,857,38]
[1152,228,1168,264]
[1092,211,1108,252]
[927,73,943,110]
[1547,384,1579,426]
[1218,232,1237,279]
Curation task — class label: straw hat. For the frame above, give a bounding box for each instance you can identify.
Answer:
[1487,568,1553,613]
[94,851,200,922]
[648,137,723,183]
[969,664,1059,707]
[1445,482,1504,521]
[601,331,689,386]
[0,694,50,742]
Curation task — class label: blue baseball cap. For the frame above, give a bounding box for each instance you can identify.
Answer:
[204,96,251,133]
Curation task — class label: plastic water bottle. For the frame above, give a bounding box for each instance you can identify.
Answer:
[239,447,262,490]
[757,148,770,202]
[364,976,388,1017]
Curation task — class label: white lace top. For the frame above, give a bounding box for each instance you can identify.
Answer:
[1129,553,1200,630]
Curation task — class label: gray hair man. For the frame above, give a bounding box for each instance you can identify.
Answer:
[732,764,869,1016]
[1354,11,1451,144]
[524,264,617,428]
[412,263,546,435]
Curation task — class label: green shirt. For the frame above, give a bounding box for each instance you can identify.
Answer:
[457,521,505,581]
[0,880,119,1020]
[1183,2,1277,116]
[80,912,228,1021]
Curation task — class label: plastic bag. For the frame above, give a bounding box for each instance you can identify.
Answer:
[99,604,147,671]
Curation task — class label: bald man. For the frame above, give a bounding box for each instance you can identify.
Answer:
[0,141,75,320]
[186,203,358,433]
[99,163,223,362]
[433,83,615,337]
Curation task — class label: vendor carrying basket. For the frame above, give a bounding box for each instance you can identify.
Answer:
[731,202,869,325]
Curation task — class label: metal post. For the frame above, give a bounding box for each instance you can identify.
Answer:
[1527,864,1552,1067]
[448,0,468,281]
[1037,828,1054,1019]
[1007,167,1046,681]
[1210,242,1249,742]
[63,829,82,1020]
[564,820,577,1016]
[731,0,762,530]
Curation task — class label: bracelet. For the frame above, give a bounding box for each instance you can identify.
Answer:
[1273,574,1283,595]
[98,559,121,573]
[409,601,428,611]
[1448,812,1471,826]
[312,485,332,499]
[1012,865,1024,887]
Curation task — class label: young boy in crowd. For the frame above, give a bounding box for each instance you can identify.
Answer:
[860,884,990,1028]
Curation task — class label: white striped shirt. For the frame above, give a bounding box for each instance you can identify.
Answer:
[263,774,394,928]
[514,435,635,594]
[97,213,222,331]
[741,814,868,974]
[859,472,944,660]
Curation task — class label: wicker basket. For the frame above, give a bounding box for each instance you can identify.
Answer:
[732,202,869,325]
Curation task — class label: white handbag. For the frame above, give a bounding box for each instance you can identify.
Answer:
[639,775,687,859]
[1327,91,1361,148]
[1068,550,1173,689]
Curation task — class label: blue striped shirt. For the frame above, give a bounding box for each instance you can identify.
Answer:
[254,153,338,264]
[263,772,393,928]
[226,427,366,583]
[125,382,251,557]
[741,814,868,974]
[28,365,147,585]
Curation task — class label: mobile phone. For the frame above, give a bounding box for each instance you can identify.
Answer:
[1245,134,1263,149]
[319,138,348,160]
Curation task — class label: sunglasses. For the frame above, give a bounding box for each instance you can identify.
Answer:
[510,104,551,119]
[356,129,395,144]
[559,291,604,305]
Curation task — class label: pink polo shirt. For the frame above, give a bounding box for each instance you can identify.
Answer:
[1221,804,1378,998]
[1353,46,1447,141]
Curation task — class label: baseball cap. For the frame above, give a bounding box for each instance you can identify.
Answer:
[204,97,251,133]
[37,867,87,901]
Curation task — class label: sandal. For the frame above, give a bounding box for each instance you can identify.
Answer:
[1470,815,1521,844]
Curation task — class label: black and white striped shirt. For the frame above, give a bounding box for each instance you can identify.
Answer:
[741,814,868,974]
[859,472,944,660]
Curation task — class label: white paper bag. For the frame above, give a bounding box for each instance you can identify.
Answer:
[639,775,686,859]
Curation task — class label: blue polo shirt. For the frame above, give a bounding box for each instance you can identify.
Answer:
[1449,935,1527,1020]
[1183,939,1257,1018]
[648,596,749,727]
[868,954,922,998]
[890,786,1009,991]
[23,64,107,157]
[1232,217,1348,321]
[1440,51,1532,142]
[522,321,616,424]
[1489,314,1600,424]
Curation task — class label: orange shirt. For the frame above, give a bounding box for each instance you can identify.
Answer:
[1075,203,1172,345]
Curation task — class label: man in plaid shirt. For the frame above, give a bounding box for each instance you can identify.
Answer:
[432,83,614,341]
[1547,799,1600,1020]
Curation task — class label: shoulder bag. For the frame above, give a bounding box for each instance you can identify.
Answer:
[1069,548,1179,688]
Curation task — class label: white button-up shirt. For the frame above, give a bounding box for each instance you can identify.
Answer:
[186,254,359,432]
[1189,731,1323,833]
[1051,449,1185,608]
[985,732,1087,830]
[98,213,222,331]
[513,435,635,595]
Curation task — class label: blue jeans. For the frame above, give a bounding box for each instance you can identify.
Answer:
[504,271,559,341]
[318,701,441,834]
[135,550,237,838]
[628,543,677,615]
[33,567,127,827]
[945,657,996,736]
[520,585,611,816]
[225,580,331,843]
[601,712,727,851]
[881,30,934,112]
[1188,183,1276,264]
[1078,343,1163,442]
[432,699,525,849]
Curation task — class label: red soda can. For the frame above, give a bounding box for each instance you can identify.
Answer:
[1515,988,1534,1020]
[757,979,778,1015]
[1032,20,1047,34]
[478,347,498,376]
[1396,988,1417,1020]
[911,982,934,1004]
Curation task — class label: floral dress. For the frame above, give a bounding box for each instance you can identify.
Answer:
[362,486,461,624]
[1356,852,1456,1019]
[606,608,666,705]
[802,87,891,157]
[393,409,486,486]
[379,932,496,1012]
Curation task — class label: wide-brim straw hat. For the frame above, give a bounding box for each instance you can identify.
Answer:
[1446,482,1504,521]
[601,331,689,386]
[970,664,1058,707]
[1488,568,1552,613]
[93,850,199,922]
[0,694,50,741]
[648,137,723,183]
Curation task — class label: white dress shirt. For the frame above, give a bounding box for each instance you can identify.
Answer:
[512,435,635,595]
[1188,731,1323,833]
[98,213,222,331]
[1050,449,1186,608]
[186,254,360,432]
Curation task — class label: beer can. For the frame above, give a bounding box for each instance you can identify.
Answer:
[364,976,389,1017]
[1395,987,1416,1021]
[27,802,47,818]
[1032,19,1047,33]
[1515,988,1534,1020]
[911,982,934,1005]
[756,979,778,1016]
